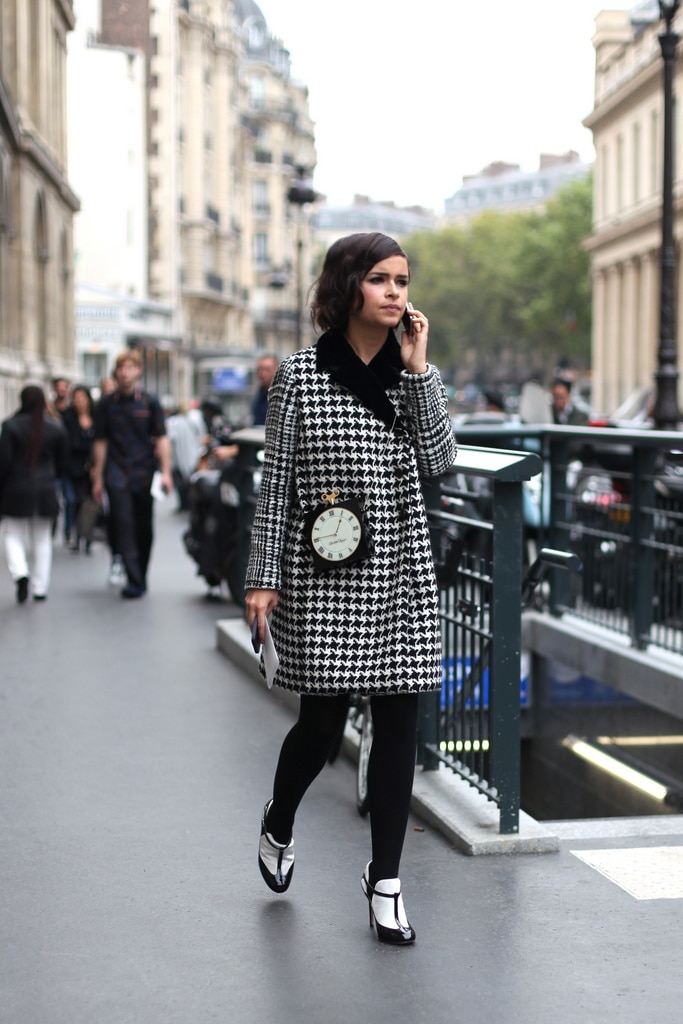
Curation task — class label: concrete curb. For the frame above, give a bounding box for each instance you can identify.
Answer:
[216,618,560,855]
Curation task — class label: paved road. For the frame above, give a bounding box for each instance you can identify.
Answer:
[2,503,682,1023]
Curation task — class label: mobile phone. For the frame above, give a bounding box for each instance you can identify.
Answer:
[251,617,261,653]
[401,302,415,335]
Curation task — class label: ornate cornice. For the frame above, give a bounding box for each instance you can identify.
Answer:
[0,83,79,211]
[21,129,80,212]
[0,78,21,149]
[582,193,683,254]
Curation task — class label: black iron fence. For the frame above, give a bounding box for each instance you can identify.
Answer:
[449,424,683,655]
[419,447,541,835]
[544,428,683,654]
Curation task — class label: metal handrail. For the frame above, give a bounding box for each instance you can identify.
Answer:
[420,445,541,834]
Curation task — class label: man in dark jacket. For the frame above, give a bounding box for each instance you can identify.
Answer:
[0,385,68,602]
[251,355,278,425]
[91,350,172,598]
[550,377,589,425]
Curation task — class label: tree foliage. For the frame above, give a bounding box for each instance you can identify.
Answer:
[406,175,593,384]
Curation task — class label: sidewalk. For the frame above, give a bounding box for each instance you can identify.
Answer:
[1,502,682,1024]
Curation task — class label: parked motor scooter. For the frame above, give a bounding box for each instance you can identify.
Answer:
[182,442,245,604]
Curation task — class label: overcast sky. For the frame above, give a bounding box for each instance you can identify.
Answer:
[255,1,633,212]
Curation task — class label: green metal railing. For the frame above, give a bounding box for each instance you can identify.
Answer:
[419,446,542,835]
[452,424,683,655]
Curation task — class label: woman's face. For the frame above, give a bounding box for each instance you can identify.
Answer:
[351,255,409,332]
[72,389,89,413]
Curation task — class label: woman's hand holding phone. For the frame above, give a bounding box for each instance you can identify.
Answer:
[401,302,415,335]
[400,301,429,374]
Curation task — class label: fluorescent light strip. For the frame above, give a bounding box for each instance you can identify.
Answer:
[439,739,490,754]
[563,735,669,801]
[596,735,683,747]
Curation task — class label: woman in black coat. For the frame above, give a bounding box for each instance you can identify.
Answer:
[60,385,96,551]
[246,233,456,944]
[0,385,68,602]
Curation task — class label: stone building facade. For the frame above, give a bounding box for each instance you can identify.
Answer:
[584,6,683,417]
[75,0,317,409]
[313,195,435,253]
[235,0,317,358]
[0,0,79,419]
[444,152,591,226]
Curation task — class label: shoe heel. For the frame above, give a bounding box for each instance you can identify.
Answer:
[361,865,416,945]
[258,800,295,894]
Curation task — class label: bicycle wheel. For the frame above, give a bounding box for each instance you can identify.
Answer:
[356,705,373,817]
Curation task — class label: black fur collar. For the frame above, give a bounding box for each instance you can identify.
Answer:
[316,329,403,430]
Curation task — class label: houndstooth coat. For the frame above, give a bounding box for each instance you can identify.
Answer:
[245,329,457,695]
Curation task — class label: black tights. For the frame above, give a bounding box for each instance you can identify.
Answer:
[266,692,419,883]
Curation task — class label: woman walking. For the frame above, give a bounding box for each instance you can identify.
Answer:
[0,385,68,602]
[61,385,96,551]
[61,385,96,548]
[245,232,456,944]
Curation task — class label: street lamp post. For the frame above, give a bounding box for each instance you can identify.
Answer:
[287,166,317,350]
[653,0,681,429]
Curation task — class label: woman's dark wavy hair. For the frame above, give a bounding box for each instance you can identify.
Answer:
[310,232,408,333]
[18,385,47,467]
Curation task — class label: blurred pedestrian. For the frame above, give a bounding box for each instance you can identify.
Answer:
[98,376,117,400]
[245,232,456,945]
[550,377,589,425]
[52,377,71,417]
[460,387,510,425]
[195,397,237,470]
[50,377,71,541]
[165,402,202,511]
[96,376,123,581]
[0,385,68,602]
[91,350,173,598]
[61,385,96,551]
[251,354,278,425]
[186,398,205,441]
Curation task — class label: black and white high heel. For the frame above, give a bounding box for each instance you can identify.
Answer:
[361,862,416,944]
[258,801,294,893]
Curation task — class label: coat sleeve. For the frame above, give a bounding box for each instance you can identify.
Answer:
[400,365,457,478]
[245,359,300,591]
[0,422,10,497]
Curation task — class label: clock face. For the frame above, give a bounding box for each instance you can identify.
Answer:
[310,506,362,562]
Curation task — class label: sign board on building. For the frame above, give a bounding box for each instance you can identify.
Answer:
[211,367,249,392]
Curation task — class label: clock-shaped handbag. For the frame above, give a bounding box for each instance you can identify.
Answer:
[304,489,371,570]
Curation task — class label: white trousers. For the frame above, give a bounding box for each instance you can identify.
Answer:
[2,517,54,597]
